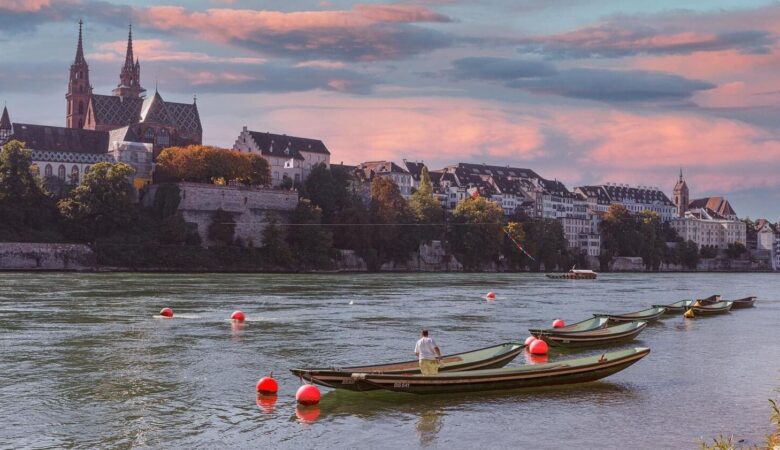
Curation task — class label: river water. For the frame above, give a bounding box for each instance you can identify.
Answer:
[0,272,778,449]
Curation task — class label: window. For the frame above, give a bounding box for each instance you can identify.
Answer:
[78,102,84,114]
[71,165,80,183]
[58,165,66,180]
[156,128,170,147]
[84,165,90,173]
[145,128,155,140]
[45,164,53,177]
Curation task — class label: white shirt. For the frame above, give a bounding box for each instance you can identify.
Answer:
[415,337,439,360]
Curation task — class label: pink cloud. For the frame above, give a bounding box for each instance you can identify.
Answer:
[88,39,265,65]
[0,0,52,13]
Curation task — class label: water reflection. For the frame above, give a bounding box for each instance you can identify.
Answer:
[295,405,320,423]
[523,351,549,365]
[415,408,444,447]
[256,395,277,413]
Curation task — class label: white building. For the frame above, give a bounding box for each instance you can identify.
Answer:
[561,216,601,256]
[670,208,746,249]
[233,126,331,187]
[354,161,414,198]
[574,183,676,222]
[755,219,779,270]
[108,140,154,189]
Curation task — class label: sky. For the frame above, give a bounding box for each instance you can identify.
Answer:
[0,0,779,219]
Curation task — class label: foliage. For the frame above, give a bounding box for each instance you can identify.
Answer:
[677,240,700,269]
[261,214,293,267]
[409,166,444,242]
[207,209,236,246]
[448,195,504,270]
[726,242,747,259]
[521,219,569,272]
[151,183,181,219]
[599,206,671,271]
[156,145,270,186]
[369,177,418,266]
[637,211,665,270]
[302,163,352,222]
[287,199,333,268]
[0,140,63,242]
[58,162,136,240]
[700,246,718,259]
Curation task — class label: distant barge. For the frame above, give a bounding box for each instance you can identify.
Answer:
[546,269,597,280]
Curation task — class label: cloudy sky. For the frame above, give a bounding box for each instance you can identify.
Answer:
[1,0,779,219]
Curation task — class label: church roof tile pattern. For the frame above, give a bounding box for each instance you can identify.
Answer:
[90,93,202,134]
[688,197,737,218]
[10,123,108,154]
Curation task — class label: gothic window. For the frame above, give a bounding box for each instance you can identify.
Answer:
[58,165,66,180]
[71,165,80,184]
[84,165,90,173]
[45,164,52,177]
[145,128,155,140]
[78,102,84,114]
[156,128,170,147]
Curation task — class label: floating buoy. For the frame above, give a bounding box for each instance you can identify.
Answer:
[524,335,537,346]
[684,309,694,319]
[295,405,320,423]
[486,292,496,300]
[256,374,278,395]
[231,310,246,322]
[159,307,173,318]
[529,339,549,355]
[296,384,321,406]
[256,395,277,413]
[552,319,565,328]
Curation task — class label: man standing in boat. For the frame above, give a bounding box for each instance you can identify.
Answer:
[415,329,443,375]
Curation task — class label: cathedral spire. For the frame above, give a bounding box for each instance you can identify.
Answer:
[75,20,85,64]
[113,23,145,98]
[123,24,135,72]
[0,104,12,144]
[67,21,91,129]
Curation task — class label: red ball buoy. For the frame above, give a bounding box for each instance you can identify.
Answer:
[524,335,537,346]
[231,310,246,322]
[160,307,173,318]
[256,374,278,395]
[529,339,549,355]
[296,384,321,406]
[486,292,496,300]
[552,319,565,328]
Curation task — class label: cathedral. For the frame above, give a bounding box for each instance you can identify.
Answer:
[66,21,202,153]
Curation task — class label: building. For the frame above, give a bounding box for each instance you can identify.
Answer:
[755,219,779,270]
[353,161,413,198]
[0,106,12,145]
[67,22,202,153]
[574,183,676,222]
[687,196,738,221]
[672,169,689,217]
[232,126,331,187]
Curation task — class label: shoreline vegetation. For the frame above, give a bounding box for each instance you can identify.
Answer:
[699,399,780,450]
[0,141,763,273]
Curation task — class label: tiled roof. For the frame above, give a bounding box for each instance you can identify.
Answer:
[91,95,144,127]
[9,123,108,154]
[689,197,736,218]
[248,130,329,160]
[356,161,409,179]
[161,100,201,134]
[755,218,777,233]
[450,162,539,179]
[91,93,201,134]
[108,125,140,143]
[403,160,426,180]
[539,178,576,198]
[575,185,612,203]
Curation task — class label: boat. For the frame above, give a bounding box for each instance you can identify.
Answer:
[696,294,721,304]
[528,317,609,335]
[652,299,694,314]
[290,342,524,391]
[530,321,648,348]
[727,296,757,309]
[593,306,667,323]
[546,268,597,280]
[351,347,650,395]
[690,300,733,316]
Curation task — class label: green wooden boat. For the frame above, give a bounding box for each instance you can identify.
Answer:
[531,321,647,348]
[652,300,694,314]
[593,306,667,323]
[290,342,524,391]
[690,300,733,316]
[353,347,650,395]
[528,317,609,336]
[727,296,756,309]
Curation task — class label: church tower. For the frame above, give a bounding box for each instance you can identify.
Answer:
[112,25,146,98]
[0,105,12,145]
[66,20,92,129]
[673,168,689,217]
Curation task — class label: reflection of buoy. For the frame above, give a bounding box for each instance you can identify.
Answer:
[231,310,246,322]
[256,395,277,413]
[529,339,548,355]
[160,307,173,318]
[257,374,278,395]
[552,319,565,328]
[486,292,496,300]
[524,336,537,346]
[524,352,549,365]
[295,405,320,423]
[296,384,321,406]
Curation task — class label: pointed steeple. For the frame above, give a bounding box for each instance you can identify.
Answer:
[113,23,145,98]
[0,104,12,144]
[123,24,135,72]
[75,20,86,64]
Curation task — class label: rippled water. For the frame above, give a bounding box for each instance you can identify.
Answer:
[0,272,778,449]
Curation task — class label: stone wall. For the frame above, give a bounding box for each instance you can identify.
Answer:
[0,243,95,270]
[144,182,298,247]
[605,256,771,272]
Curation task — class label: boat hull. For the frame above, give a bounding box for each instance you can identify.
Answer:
[291,342,524,392]
[652,300,693,314]
[532,321,647,348]
[545,273,597,280]
[528,317,608,335]
[593,307,666,323]
[357,348,650,395]
[691,301,733,316]
[728,297,756,309]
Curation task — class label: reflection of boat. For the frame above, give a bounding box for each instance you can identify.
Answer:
[652,300,694,314]
[690,300,733,316]
[529,317,609,336]
[700,296,755,309]
[290,342,524,391]
[530,321,647,348]
[594,306,666,323]
[546,268,597,280]
[353,347,650,395]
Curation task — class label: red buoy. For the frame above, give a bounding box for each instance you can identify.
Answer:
[295,405,320,423]
[160,307,173,318]
[256,375,278,395]
[552,319,565,328]
[529,339,549,355]
[486,292,496,300]
[231,310,246,322]
[524,335,537,346]
[296,384,321,406]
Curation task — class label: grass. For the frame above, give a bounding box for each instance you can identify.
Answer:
[699,399,780,450]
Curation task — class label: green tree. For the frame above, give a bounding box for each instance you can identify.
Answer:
[240,154,271,186]
[261,214,293,267]
[522,219,568,272]
[637,210,664,270]
[503,221,528,270]
[370,177,418,266]
[409,167,444,242]
[725,242,747,259]
[677,240,700,269]
[448,195,504,270]
[58,162,136,240]
[287,199,333,268]
[0,140,62,241]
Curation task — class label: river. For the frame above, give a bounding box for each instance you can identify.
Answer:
[0,272,778,449]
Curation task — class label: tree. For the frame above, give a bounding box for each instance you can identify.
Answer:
[677,240,700,269]
[448,195,504,270]
[207,208,236,246]
[637,210,664,270]
[261,214,293,267]
[240,153,271,186]
[0,140,62,241]
[503,221,528,269]
[156,145,270,186]
[726,242,747,259]
[58,162,136,240]
[370,177,418,266]
[287,199,333,268]
[522,219,568,272]
[409,167,444,242]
